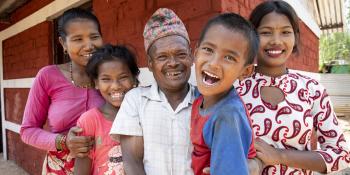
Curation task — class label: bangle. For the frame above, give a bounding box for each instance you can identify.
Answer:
[56,135,62,151]
[56,134,67,151]
[59,135,68,151]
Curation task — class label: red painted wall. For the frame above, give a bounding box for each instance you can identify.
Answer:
[2,1,319,174]
[93,0,319,71]
[4,88,29,124]
[2,21,53,79]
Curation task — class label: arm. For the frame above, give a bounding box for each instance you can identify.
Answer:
[20,67,58,151]
[73,111,95,174]
[311,84,350,173]
[109,88,145,173]
[74,157,92,175]
[255,138,326,172]
[248,158,263,175]
[120,135,146,175]
[203,107,252,175]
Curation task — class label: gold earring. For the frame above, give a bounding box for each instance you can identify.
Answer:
[133,84,137,88]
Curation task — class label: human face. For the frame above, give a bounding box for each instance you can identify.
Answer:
[60,19,103,67]
[148,35,193,92]
[95,60,135,108]
[257,12,295,69]
[195,24,253,105]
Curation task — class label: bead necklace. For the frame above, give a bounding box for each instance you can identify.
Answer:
[69,62,92,88]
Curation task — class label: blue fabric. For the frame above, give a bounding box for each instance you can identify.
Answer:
[202,88,251,175]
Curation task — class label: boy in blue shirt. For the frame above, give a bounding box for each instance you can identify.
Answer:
[191,13,259,175]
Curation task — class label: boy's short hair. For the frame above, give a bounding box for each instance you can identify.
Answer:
[198,13,259,65]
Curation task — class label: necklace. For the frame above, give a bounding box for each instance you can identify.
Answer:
[69,62,92,88]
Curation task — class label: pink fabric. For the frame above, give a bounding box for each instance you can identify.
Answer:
[77,108,124,175]
[20,65,104,151]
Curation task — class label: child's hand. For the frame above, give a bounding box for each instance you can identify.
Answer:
[248,158,263,175]
[255,138,282,166]
[202,167,210,174]
[66,126,94,158]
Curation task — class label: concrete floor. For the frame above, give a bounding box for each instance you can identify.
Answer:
[0,153,28,175]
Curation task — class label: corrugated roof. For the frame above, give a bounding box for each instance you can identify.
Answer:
[313,0,345,34]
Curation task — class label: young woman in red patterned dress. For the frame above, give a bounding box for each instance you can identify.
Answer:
[237,1,350,174]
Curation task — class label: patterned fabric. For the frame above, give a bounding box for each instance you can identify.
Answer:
[110,83,196,175]
[77,108,124,175]
[236,71,350,174]
[191,88,255,175]
[42,150,74,175]
[143,8,190,53]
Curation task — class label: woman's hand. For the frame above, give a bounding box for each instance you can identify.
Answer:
[66,126,94,158]
[255,138,282,166]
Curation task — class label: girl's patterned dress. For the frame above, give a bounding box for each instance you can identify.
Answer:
[237,71,350,174]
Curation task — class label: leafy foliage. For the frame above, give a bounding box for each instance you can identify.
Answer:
[319,32,350,65]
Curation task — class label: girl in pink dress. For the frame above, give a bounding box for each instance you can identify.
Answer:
[74,44,139,175]
[237,1,350,174]
[20,8,104,174]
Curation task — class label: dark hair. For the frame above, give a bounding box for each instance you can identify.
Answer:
[249,0,300,53]
[58,8,102,40]
[198,13,259,65]
[86,44,140,86]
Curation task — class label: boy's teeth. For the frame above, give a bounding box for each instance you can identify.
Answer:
[203,71,219,79]
[202,70,220,86]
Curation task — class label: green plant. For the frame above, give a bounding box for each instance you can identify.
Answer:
[319,32,350,65]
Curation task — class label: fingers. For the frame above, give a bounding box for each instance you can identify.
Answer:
[256,151,263,160]
[67,135,93,145]
[202,167,210,174]
[75,152,90,158]
[66,134,94,159]
[254,141,263,151]
[68,126,83,135]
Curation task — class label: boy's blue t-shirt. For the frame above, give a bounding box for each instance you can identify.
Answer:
[191,87,255,175]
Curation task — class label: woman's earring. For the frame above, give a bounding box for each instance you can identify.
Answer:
[133,84,137,88]
[64,50,69,62]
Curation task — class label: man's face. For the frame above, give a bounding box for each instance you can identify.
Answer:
[147,35,193,92]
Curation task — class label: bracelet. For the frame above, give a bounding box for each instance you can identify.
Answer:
[59,135,68,151]
[56,135,62,151]
[56,134,67,151]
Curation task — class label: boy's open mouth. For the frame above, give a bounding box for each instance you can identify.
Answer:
[202,70,220,86]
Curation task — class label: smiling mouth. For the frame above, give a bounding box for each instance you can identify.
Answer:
[110,92,124,100]
[165,71,182,77]
[265,49,284,58]
[82,53,93,58]
[202,70,220,86]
